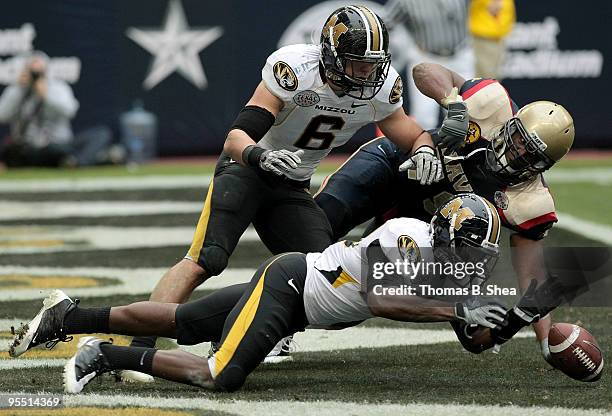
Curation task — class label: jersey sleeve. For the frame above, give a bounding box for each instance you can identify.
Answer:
[371,65,404,122]
[498,175,558,240]
[459,78,518,140]
[261,45,316,104]
[374,218,431,264]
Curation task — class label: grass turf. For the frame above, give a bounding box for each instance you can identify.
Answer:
[0,156,610,411]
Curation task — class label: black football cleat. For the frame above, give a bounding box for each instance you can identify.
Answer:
[64,336,111,394]
[9,289,78,357]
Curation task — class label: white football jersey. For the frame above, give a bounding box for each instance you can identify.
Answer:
[259,44,404,181]
[303,217,432,328]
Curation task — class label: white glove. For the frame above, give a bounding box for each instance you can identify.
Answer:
[259,149,304,176]
[398,145,443,185]
[455,302,507,329]
[440,86,462,108]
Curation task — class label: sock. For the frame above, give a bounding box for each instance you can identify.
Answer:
[100,344,156,374]
[63,306,110,334]
[130,336,158,348]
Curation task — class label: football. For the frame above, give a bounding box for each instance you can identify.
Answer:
[548,323,604,382]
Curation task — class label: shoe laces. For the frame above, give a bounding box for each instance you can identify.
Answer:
[280,336,298,353]
[44,298,80,349]
[45,334,74,350]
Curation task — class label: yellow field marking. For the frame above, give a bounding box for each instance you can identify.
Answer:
[0,239,65,248]
[0,226,48,235]
[0,275,103,290]
[0,334,132,359]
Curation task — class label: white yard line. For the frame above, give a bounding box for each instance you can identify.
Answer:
[0,174,328,192]
[0,175,214,192]
[0,225,262,253]
[181,327,534,356]
[0,266,254,301]
[0,201,203,220]
[556,212,612,245]
[545,168,612,185]
[0,392,598,416]
[0,168,610,194]
[0,359,65,370]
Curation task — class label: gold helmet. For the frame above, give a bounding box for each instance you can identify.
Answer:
[485,101,575,185]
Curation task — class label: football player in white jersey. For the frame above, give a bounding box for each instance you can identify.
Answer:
[13,194,550,394]
[126,5,449,367]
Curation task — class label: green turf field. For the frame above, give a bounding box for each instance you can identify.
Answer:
[0,156,610,415]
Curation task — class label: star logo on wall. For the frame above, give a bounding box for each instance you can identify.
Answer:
[126,0,223,90]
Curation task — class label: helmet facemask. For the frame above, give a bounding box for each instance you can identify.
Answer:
[333,49,391,100]
[486,117,555,185]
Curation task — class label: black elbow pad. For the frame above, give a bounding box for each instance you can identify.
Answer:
[229,105,275,142]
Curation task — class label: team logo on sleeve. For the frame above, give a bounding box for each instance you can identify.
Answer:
[466,121,481,144]
[397,235,421,263]
[494,191,509,210]
[273,61,298,91]
[389,76,403,104]
[293,90,320,107]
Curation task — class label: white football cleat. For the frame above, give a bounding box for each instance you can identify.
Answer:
[263,336,296,364]
[64,337,111,394]
[10,289,77,357]
[119,370,154,383]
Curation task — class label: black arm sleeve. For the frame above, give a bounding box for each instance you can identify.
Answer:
[229,105,275,142]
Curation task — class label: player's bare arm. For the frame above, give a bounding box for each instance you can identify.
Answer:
[412,62,470,153]
[381,108,444,185]
[223,81,283,164]
[412,62,466,105]
[510,233,553,347]
[366,287,506,328]
[377,106,433,152]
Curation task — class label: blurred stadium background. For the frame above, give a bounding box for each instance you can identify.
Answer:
[0,0,611,415]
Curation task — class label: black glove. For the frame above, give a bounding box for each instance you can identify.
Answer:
[491,278,564,345]
[439,101,469,154]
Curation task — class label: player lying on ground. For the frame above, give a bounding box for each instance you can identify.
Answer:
[10,194,556,394]
[314,62,575,362]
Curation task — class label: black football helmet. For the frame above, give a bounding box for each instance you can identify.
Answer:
[320,5,391,100]
[430,194,501,278]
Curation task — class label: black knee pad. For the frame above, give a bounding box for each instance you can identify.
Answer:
[214,365,247,392]
[314,193,351,241]
[200,245,229,277]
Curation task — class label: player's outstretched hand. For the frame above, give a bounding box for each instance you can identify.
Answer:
[439,87,469,154]
[259,149,304,176]
[398,145,443,185]
[455,302,507,329]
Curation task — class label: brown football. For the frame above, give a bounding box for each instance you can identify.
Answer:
[548,323,604,382]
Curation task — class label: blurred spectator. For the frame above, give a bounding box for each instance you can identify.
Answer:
[384,0,474,129]
[469,0,515,80]
[0,51,115,168]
